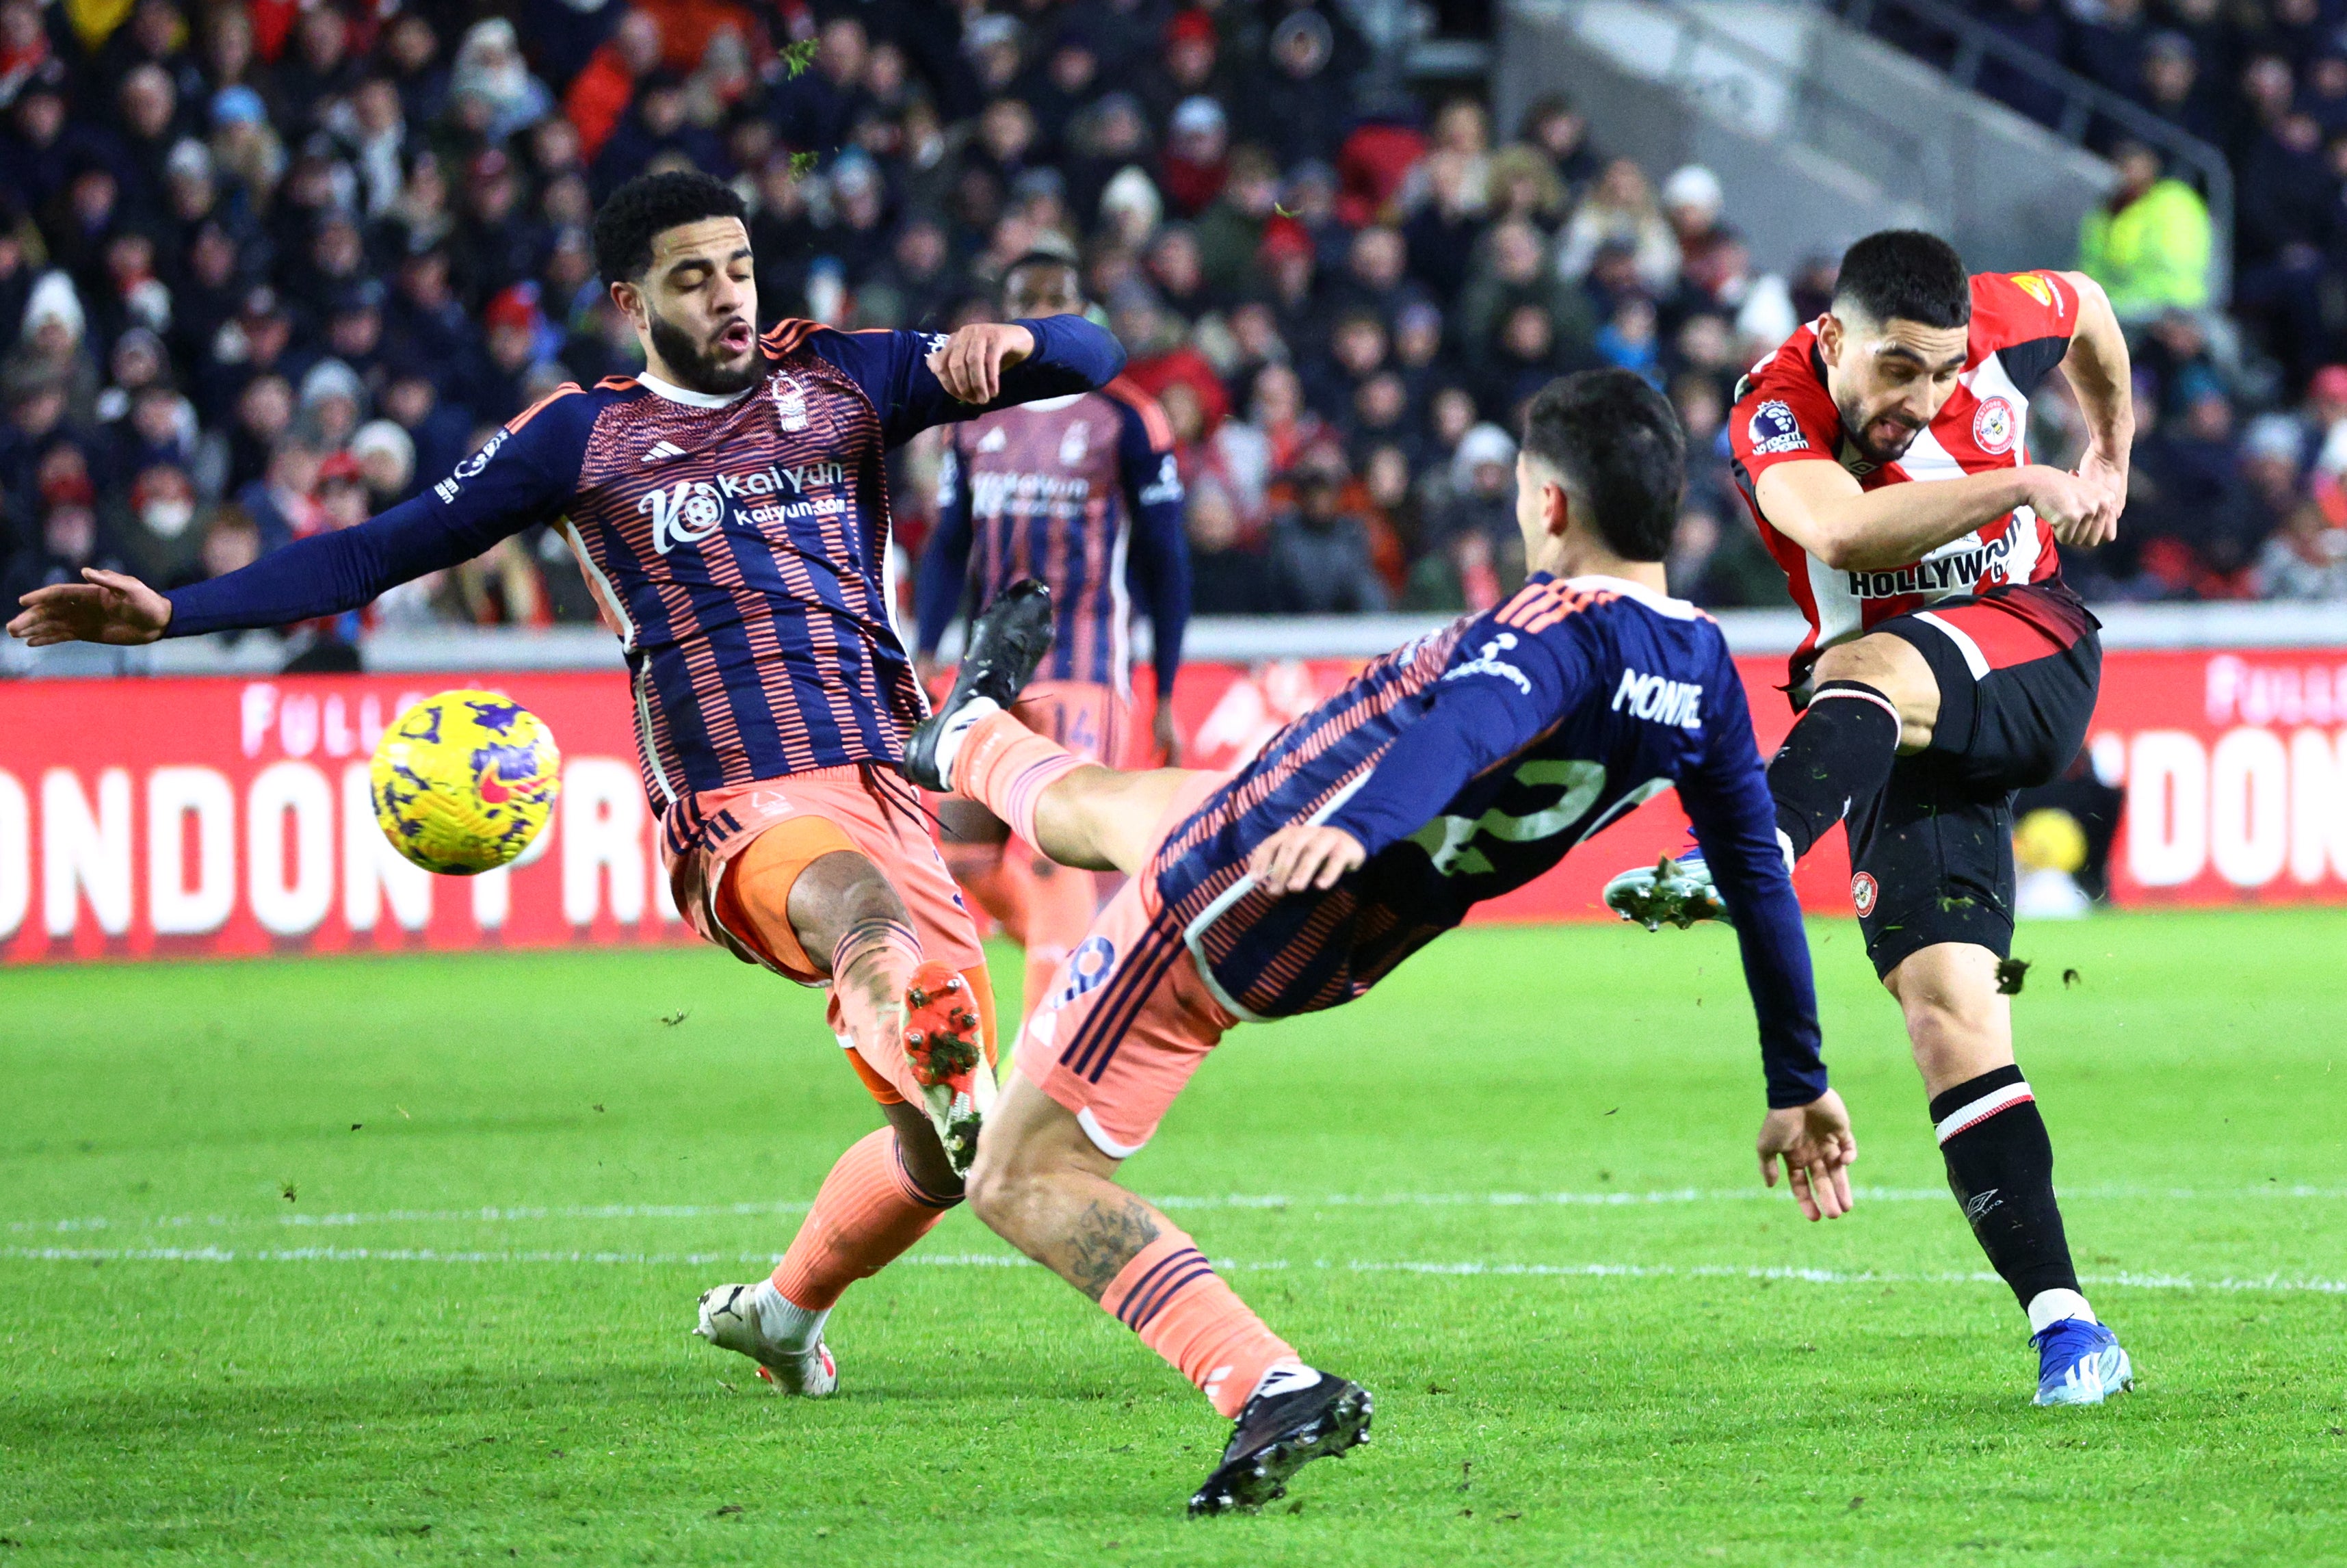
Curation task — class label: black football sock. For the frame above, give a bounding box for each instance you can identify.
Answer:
[1768,680,1901,860]
[1930,1065,2087,1325]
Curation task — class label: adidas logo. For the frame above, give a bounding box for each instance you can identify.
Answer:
[643,440,687,462]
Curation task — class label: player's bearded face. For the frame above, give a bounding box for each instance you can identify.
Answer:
[646,298,762,397]
[631,219,763,397]
[1828,317,1969,468]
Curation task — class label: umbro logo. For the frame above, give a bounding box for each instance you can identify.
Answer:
[642,440,687,463]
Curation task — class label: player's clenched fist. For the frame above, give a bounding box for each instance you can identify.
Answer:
[1247,824,1366,896]
[2021,464,2119,551]
[927,323,1036,404]
[9,567,172,646]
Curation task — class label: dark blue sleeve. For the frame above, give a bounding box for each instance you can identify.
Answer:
[1321,614,1588,856]
[807,316,1129,449]
[163,389,594,638]
[1675,638,1828,1108]
[915,430,974,658]
[1115,396,1191,698]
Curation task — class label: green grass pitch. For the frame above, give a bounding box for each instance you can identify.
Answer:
[3,909,2344,1565]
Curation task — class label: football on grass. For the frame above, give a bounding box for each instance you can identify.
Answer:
[370,690,562,874]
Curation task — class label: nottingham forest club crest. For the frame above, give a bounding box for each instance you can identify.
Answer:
[772,374,810,432]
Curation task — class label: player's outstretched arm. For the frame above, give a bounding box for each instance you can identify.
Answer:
[2054,270,2133,545]
[820,316,1127,447]
[1677,657,1853,1220]
[10,567,172,645]
[49,392,587,642]
[1755,457,2112,575]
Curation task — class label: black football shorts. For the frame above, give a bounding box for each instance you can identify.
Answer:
[1842,594,2102,979]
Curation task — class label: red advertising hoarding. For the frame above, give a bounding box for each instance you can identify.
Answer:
[2,648,2342,962]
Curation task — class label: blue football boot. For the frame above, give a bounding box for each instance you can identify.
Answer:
[2032,1318,2134,1407]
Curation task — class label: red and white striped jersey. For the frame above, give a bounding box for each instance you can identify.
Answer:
[1728,270,2092,692]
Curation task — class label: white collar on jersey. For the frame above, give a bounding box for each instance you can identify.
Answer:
[636,369,759,409]
[1016,393,1086,413]
[1564,574,1702,620]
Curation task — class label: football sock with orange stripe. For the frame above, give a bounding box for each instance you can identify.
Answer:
[1931,1065,2088,1329]
[949,709,1088,850]
[1099,1229,1302,1418]
[829,915,928,1103]
[767,1127,961,1336]
[1768,679,1900,861]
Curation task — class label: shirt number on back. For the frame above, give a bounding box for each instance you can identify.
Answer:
[1408,759,1608,878]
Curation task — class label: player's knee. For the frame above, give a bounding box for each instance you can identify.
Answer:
[1894,984,2008,1082]
[963,1145,1034,1236]
[965,1133,1084,1242]
[1814,634,1938,750]
[790,849,908,944]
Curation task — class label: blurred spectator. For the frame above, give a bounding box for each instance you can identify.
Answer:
[566,12,667,163]
[1557,158,1677,295]
[1419,421,1520,610]
[351,419,417,508]
[1159,96,1230,219]
[1517,92,1599,202]
[1268,442,1389,612]
[2255,499,2347,597]
[2079,146,2209,324]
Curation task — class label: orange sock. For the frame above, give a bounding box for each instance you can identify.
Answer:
[770,1127,959,1311]
[828,916,926,1102]
[1099,1227,1300,1417]
[951,709,1086,848]
[1012,840,1099,1019]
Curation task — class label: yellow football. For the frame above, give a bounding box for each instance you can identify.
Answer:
[2013,807,2088,875]
[370,690,562,875]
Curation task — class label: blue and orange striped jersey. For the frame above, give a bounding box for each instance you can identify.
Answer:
[161,315,1127,822]
[1140,574,1826,1106]
[916,378,1190,698]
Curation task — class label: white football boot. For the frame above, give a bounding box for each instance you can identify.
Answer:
[694,1280,839,1396]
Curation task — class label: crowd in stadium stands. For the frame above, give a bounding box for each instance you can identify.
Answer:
[2,0,2341,650]
[1883,0,2347,601]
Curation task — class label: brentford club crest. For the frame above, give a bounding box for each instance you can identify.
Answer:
[1852,872,1878,917]
[1973,396,2017,455]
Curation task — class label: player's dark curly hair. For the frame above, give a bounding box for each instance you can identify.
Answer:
[1520,369,1686,563]
[1833,229,1971,330]
[592,171,748,285]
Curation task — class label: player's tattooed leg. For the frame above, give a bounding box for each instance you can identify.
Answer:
[1064,1195,1164,1301]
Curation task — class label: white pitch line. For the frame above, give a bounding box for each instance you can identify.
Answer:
[4,1239,2347,1295]
[4,1243,2342,1296]
[10,1182,2346,1238]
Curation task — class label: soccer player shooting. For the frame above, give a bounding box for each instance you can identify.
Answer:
[916,248,1192,1025]
[1604,231,2138,1407]
[8,170,1129,1398]
[903,369,1854,1514]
